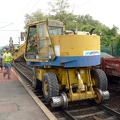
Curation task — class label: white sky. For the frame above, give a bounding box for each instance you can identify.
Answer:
[0,0,120,47]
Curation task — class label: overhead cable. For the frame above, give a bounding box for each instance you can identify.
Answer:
[0,23,13,29]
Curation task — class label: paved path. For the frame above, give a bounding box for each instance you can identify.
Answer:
[0,68,49,120]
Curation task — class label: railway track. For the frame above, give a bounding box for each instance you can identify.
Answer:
[12,62,120,120]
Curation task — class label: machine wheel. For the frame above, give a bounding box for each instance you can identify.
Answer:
[42,72,59,103]
[94,88,103,104]
[32,67,39,89]
[91,69,108,91]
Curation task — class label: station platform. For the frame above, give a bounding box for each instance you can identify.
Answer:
[0,68,50,120]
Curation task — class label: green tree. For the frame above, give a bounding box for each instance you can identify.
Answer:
[101,25,118,55]
[48,0,71,24]
[24,9,45,29]
[114,35,120,56]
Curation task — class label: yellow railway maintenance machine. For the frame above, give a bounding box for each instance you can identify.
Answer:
[23,20,109,108]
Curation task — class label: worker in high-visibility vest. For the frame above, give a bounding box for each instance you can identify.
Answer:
[2,47,13,79]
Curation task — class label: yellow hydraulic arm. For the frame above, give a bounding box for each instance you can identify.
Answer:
[12,42,26,61]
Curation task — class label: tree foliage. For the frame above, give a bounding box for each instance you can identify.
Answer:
[48,0,70,24]
[24,9,45,29]
[114,35,120,56]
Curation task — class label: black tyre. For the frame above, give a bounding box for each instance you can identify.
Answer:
[91,69,108,91]
[42,72,59,103]
[32,67,39,89]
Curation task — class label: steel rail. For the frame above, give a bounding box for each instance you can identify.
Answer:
[97,104,120,119]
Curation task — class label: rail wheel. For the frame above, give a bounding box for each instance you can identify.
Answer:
[42,72,59,103]
[94,88,103,104]
[32,67,39,89]
[91,69,108,91]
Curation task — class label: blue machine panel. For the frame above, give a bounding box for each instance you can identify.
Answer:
[27,55,101,68]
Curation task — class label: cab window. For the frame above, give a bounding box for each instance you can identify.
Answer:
[38,24,44,37]
[49,26,63,36]
[25,25,38,59]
